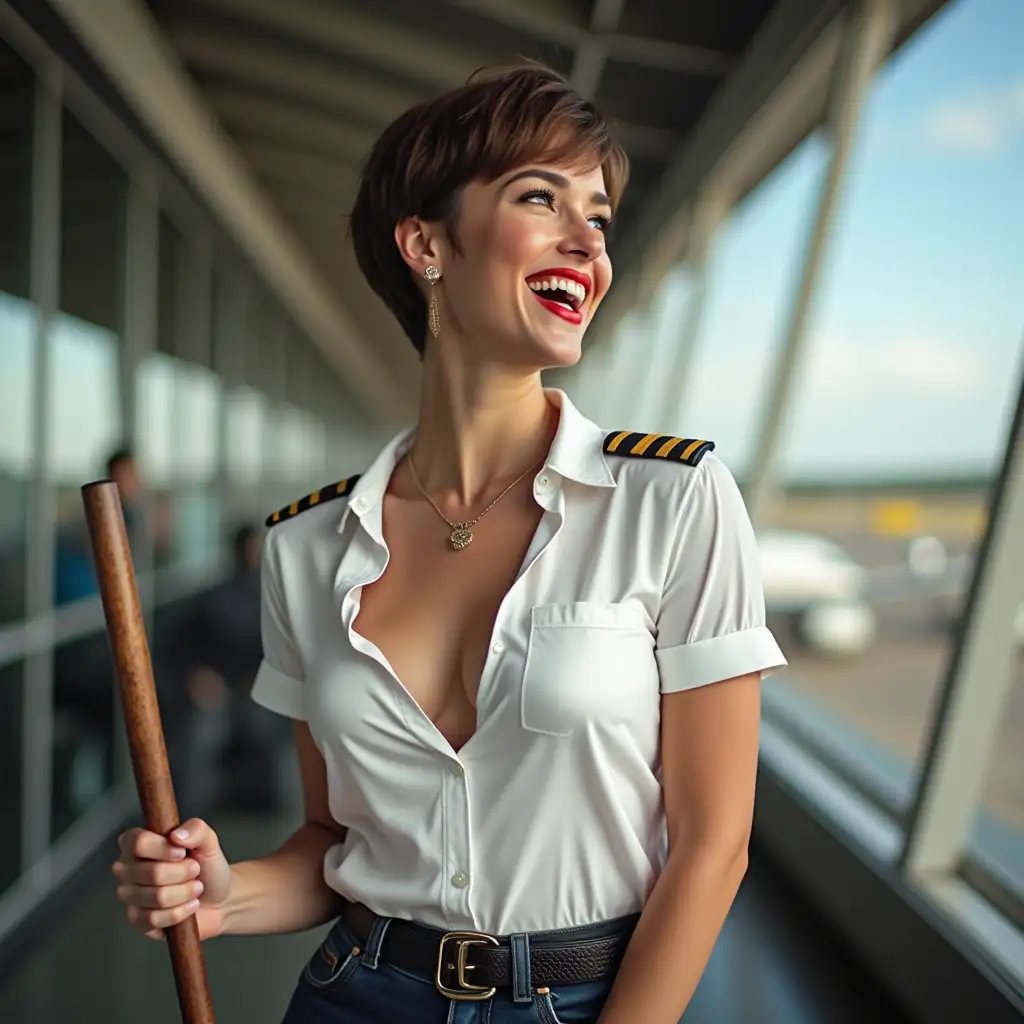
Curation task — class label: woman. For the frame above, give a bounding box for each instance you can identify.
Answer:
[111,62,787,1023]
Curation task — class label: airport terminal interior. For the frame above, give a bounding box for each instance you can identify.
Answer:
[0,0,1022,1021]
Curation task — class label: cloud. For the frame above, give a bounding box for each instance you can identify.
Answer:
[684,332,987,414]
[923,79,1024,154]
[666,329,1006,478]
[806,333,985,397]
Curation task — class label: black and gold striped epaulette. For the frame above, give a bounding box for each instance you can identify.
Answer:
[603,432,714,467]
[265,475,362,528]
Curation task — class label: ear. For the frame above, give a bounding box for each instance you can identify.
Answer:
[394,216,446,281]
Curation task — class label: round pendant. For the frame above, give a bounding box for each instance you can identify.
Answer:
[450,525,473,551]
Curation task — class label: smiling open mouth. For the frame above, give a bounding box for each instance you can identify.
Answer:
[525,270,590,325]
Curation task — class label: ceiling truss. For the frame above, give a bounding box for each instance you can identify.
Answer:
[58,0,939,416]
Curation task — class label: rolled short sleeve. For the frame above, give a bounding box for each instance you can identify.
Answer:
[251,529,307,720]
[655,455,787,694]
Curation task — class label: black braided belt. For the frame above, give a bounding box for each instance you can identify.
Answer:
[340,900,638,1001]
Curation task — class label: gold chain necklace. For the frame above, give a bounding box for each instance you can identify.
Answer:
[407,452,545,551]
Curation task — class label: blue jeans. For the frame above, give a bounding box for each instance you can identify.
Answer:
[280,914,617,1023]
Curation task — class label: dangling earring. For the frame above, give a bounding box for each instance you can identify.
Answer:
[424,265,441,338]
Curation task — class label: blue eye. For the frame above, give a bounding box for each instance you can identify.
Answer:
[518,187,613,235]
[520,187,557,207]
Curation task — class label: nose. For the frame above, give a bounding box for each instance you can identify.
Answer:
[557,212,605,263]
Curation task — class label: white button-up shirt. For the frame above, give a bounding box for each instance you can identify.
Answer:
[251,390,786,935]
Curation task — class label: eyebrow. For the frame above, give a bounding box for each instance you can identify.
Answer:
[502,168,611,209]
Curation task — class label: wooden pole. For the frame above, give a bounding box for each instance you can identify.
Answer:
[81,480,215,1024]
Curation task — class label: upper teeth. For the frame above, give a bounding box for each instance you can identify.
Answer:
[528,277,586,303]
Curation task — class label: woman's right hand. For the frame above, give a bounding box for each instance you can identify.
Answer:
[112,817,233,941]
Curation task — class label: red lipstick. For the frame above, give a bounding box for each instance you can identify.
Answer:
[525,267,592,294]
[532,294,583,324]
[525,267,591,325]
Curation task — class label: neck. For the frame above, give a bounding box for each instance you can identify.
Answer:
[409,340,558,505]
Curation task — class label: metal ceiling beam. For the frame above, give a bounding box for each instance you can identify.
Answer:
[50,0,414,423]
[172,24,673,162]
[169,28,424,125]
[192,0,486,90]
[238,139,360,202]
[607,34,731,74]
[206,87,376,166]
[595,0,949,349]
[607,122,677,161]
[445,0,590,48]
[746,0,900,529]
[593,0,846,340]
[446,0,733,76]
[570,0,627,99]
[268,191,426,402]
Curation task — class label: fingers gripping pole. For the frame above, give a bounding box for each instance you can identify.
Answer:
[81,481,215,1024]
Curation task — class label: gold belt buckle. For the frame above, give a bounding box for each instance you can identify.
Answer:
[436,931,499,1001]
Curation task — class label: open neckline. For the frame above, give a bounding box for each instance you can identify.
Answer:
[345,483,562,761]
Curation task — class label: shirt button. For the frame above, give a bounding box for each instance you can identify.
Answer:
[536,475,549,489]
[492,640,504,654]
[352,496,367,512]
[451,763,464,777]
[451,871,469,888]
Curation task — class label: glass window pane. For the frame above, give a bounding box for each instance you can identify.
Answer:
[761,0,1024,826]
[274,404,302,483]
[211,265,243,384]
[50,109,126,835]
[226,386,266,485]
[273,404,326,486]
[305,413,326,484]
[168,490,222,573]
[52,108,126,614]
[0,41,35,625]
[48,316,122,483]
[135,353,177,574]
[138,354,222,572]
[52,634,115,841]
[640,263,701,433]
[0,660,24,895]
[177,363,220,484]
[156,211,182,358]
[49,317,122,608]
[244,290,281,398]
[680,136,829,469]
[174,364,221,570]
[136,352,176,489]
[0,302,32,625]
[59,109,125,337]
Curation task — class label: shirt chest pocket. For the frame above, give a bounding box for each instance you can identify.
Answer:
[520,602,657,737]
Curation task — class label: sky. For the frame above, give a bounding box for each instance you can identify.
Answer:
[573,0,1024,482]
[1,0,1022,486]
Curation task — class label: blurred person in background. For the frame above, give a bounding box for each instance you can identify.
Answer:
[105,445,173,568]
[106,447,144,546]
[54,446,154,606]
[180,523,284,813]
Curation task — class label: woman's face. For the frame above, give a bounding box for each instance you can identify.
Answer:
[425,160,614,368]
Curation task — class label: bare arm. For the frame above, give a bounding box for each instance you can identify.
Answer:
[220,721,346,936]
[598,672,761,1024]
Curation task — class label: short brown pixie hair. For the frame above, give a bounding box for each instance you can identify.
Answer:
[349,61,630,354]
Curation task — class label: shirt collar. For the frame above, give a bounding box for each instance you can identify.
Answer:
[542,388,616,489]
[340,387,615,531]
[341,425,415,529]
